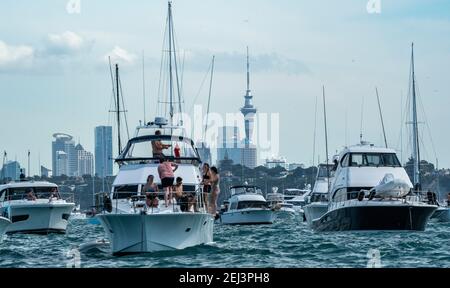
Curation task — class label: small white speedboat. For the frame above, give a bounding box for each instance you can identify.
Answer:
[220,185,274,225]
[369,173,411,198]
[0,181,75,234]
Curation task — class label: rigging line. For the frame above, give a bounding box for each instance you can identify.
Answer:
[118,75,130,141]
[322,86,330,195]
[375,87,388,148]
[416,80,438,161]
[188,61,213,114]
[108,57,117,126]
[142,50,146,124]
[157,11,169,117]
[169,10,184,124]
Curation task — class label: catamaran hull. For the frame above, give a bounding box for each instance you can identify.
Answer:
[431,207,450,222]
[312,204,436,232]
[97,213,214,255]
[221,209,275,225]
[303,202,328,226]
[1,203,74,234]
[0,217,11,240]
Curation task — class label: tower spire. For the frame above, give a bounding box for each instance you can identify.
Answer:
[246,46,250,93]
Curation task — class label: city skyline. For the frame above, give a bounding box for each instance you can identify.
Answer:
[1,1,450,174]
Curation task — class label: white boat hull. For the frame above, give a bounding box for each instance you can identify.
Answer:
[221,209,275,225]
[0,217,11,241]
[303,202,328,226]
[97,213,214,255]
[1,201,74,234]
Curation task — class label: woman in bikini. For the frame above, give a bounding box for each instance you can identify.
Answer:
[209,166,220,215]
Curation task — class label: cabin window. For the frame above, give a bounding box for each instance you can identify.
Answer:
[113,185,139,199]
[348,153,401,167]
[0,189,5,202]
[350,154,364,166]
[230,202,238,210]
[237,201,268,209]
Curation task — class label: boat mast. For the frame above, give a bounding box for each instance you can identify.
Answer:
[322,86,330,195]
[375,87,388,148]
[204,56,215,142]
[116,64,122,155]
[168,2,174,125]
[411,43,421,188]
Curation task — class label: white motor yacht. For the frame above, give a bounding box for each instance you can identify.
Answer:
[282,187,311,213]
[312,142,437,232]
[266,189,297,220]
[220,185,275,225]
[70,205,87,220]
[303,163,334,226]
[0,181,75,234]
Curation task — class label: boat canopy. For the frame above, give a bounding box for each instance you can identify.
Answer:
[230,185,262,196]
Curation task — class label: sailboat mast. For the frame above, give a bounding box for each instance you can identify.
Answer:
[322,86,330,194]
[168,2,174,125]
[375,87,388,148]
[116,64,122,155]
[204,56,215,141]
[411,43,421,187]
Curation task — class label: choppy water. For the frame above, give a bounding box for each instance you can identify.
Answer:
[0,217,449,268]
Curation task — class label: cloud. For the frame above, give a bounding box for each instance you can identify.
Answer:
[0,41,34,67]
[183,50,310,75]
[42,31,92,56]
[103,46,137,65]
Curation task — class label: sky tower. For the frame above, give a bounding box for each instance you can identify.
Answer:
[240,47,257,146]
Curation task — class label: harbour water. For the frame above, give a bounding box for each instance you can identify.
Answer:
[1,217,449,268]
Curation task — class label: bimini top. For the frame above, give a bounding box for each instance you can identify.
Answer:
[116,134,201,164]
[230,185,263,196]
[0,181,58,190]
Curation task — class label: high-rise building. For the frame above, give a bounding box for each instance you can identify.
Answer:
[75,144,94,176]
[1,161,21,181]
[240,47,258,169]
[217,126,242,166]
[52,133,77,176]
[41,166,51,178]
[55,151,68,176]
[95,126,113,177]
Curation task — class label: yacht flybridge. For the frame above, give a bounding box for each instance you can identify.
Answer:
[220,185,275,225]
[312,142,437,231]
[96,2,214,255]
[0,181,75,234]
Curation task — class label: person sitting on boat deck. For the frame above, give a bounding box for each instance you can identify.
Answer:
[151,130,171,158]
[26,188,36,201]
[142,174,159,208]
[158,157,178,207]
[173,177,197,212]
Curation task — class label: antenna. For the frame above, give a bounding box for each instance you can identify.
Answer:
[375,87,388,148]
[322,86,330,195]
[246,46,250,93]
[27,150,30,178]
[204,55,215,142]
[359,94,365,143]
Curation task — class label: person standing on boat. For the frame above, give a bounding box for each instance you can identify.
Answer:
[151,130,171,158]
[201,163,212,212]
[158,157,178,207]
[143,175,159,208]
[209,166,220,215]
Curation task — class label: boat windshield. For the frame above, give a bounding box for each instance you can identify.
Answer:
[342,153,401,167]
[3,186,60,201]
[318,164,336,178]
[230,186,262,195]
[117,135,200,163]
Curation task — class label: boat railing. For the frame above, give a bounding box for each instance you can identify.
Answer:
[330,189,437,209]
[101,188,208,214]
[4,192,74,203]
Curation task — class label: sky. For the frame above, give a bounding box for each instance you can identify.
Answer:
[1,0,450,175]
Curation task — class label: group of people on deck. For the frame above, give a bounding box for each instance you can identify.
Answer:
[142,162,220,215]
[144,130,220,214]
